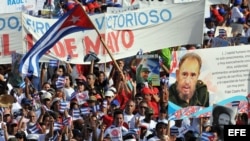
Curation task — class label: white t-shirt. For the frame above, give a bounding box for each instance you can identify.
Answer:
[62,87,75,101]
[123,111,134,129]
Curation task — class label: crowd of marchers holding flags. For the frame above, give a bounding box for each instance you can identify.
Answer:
[0,0,250,141]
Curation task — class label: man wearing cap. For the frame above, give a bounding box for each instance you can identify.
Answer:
[136,65,151,85]
[141,87,159,119]
[75,75,87,93]
[147,122,169,141]
[41,92,52,110]
[87,95,101,113]
[103,90,115,112]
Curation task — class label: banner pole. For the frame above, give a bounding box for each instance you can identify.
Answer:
[78,4,125,79]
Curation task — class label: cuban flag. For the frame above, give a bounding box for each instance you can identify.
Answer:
[19,4,95,77]
[49,60,59,67]
[200,132,214,141]
[90,105,100,113]
[28,123,41,134]
[49,131,59,141]
[80,107,90,115]
[67,55,71,62]
[76,91,89,105]
[238,101,248,113]
[59,101,70,113]
[42,104,53,112]
[72,109,81,120]
[54,122,63,131]
[63,117,72,126]
[231,101,240,108]
[70,91,77,100]
[102,100,108,108]
[56,76,65,89]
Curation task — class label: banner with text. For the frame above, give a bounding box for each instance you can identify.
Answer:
[1,1,205,64]
[0,12,23,64]
[0,0,36,14]
[168,46,250,117]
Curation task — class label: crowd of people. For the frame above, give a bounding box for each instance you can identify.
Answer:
[0,0,250,141]
[38,0,123,18]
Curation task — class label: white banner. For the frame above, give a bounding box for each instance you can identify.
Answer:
[169,45,250,105]
[0,12,23,64]
[1,1,205,64]
[0,0,36,14]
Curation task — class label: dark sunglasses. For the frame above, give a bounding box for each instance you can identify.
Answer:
[15,135,24,139]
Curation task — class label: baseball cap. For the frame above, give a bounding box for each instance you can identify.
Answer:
[108,87,117,93]
[21,98,32,105]
[110,99,120,107]
[141,67,150,72]
[156,121,168,128]
[87,96,97,102]
[26,134,39,140]
[42,92,52,100]
[141,87,152,95]
[234,0,242,5]
[51,97,61,105]
[47,88,56,95]
[105,90,114,97]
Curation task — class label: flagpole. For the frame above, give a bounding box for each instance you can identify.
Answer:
[78,4,125,79]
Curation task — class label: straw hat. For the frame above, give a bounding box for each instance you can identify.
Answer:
[0,94,15,107]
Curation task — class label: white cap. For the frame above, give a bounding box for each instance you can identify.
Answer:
[42,92,52,100]
[104,90,114,97]
[26,134,39,140]
[108,87,117,93]
[52,97,61,105]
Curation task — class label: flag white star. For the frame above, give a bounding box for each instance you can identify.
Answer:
[70,16,80,24]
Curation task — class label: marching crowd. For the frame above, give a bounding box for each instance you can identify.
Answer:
[0,0,250,141]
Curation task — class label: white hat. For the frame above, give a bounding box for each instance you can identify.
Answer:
[52,97,61,105]
[42,92,52,100]
[26,134,39,140]
[108,87,117,93]
[104,90,114,97]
